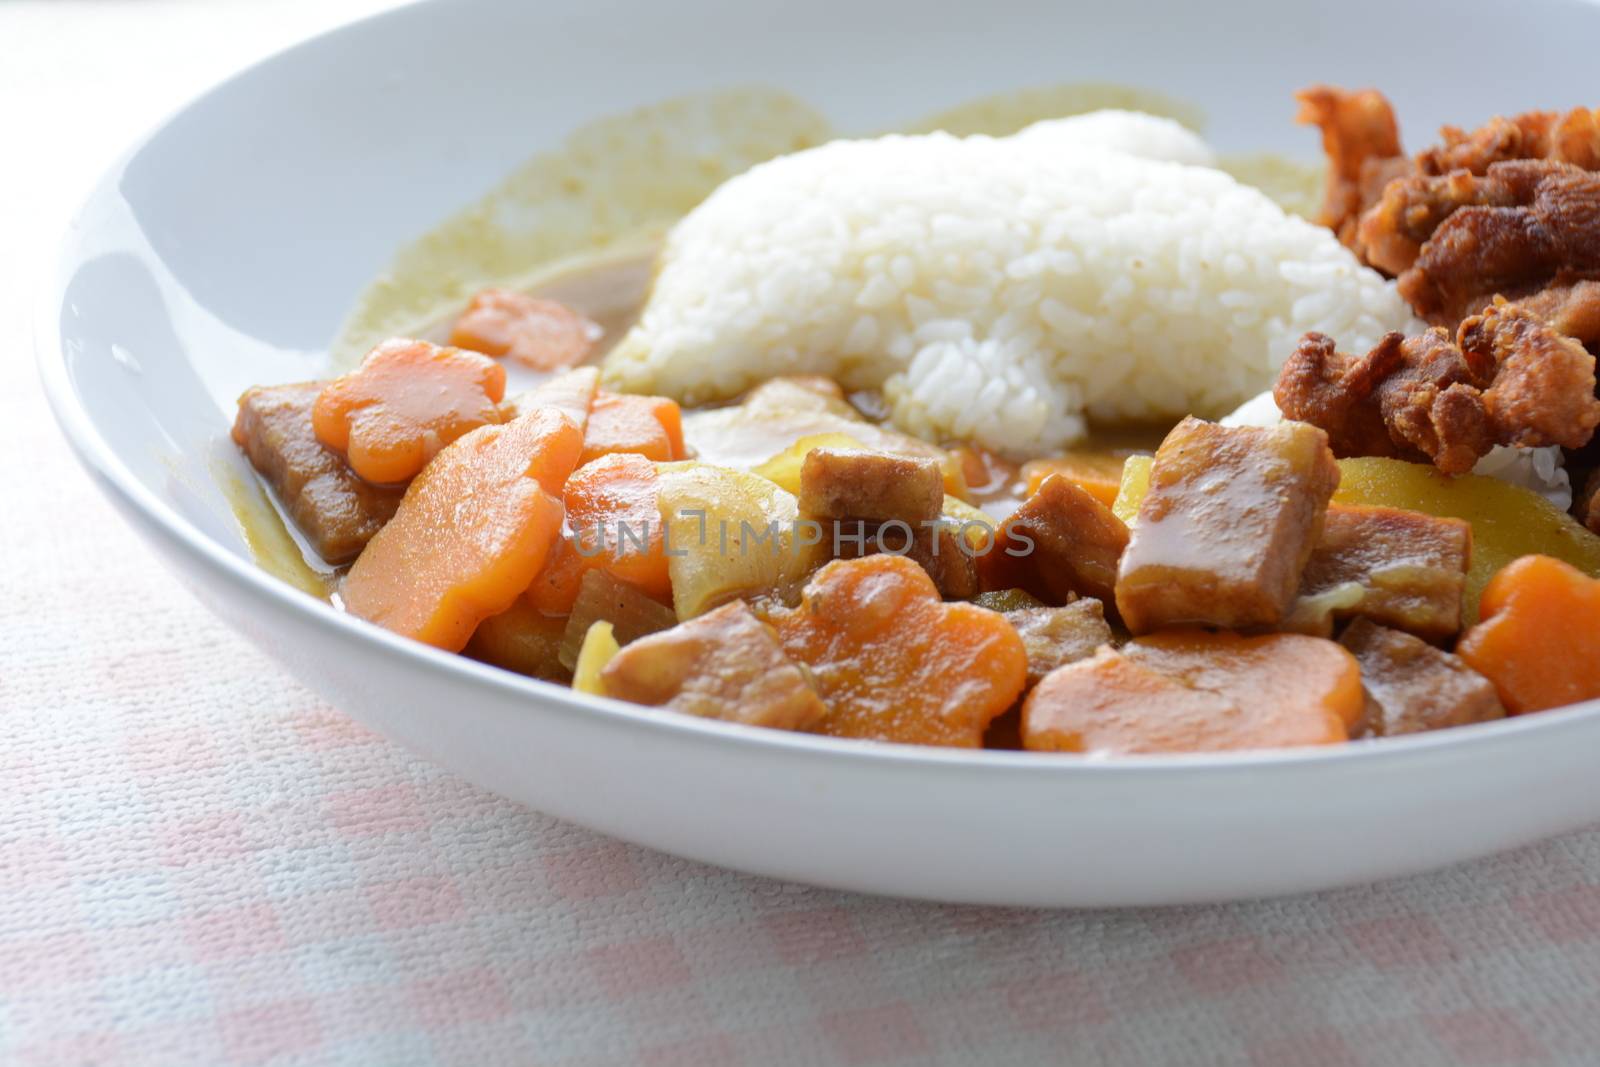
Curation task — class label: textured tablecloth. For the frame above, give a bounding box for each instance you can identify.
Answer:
[7,4,1600,1065]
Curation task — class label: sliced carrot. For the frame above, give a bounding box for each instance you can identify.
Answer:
[523,537,589,616]
[1019,453,1129,507]
[580,391,686,464]
[1023,630,1362,755]
[524,451,672,615]
[313,338,506,485]
[341,408,583,650]
[768,554,1027,747]
[1457,555,1600,713]
[563,452,672,601]
[449,288,599,371]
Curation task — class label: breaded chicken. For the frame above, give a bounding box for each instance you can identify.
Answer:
[1277,305,1600,475]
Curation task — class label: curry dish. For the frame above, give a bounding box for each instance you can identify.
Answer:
[232,86,1600,756]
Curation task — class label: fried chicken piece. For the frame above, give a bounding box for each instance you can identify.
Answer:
[1417,107,1600,177]
[1512,279,1600,347]
[1357,168,1522,278]
[1274,331,1408,459]
[1398,162,1600,327]
[1277,306,1599,476]
[1296,86,1406,250]
[1375,329,1497,474]
[1460,302,1600,449]
[1276,329,1494,474]
[1298,86,1600,306]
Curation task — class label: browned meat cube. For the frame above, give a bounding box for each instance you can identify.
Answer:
[231,382,403,563]
[1340,618,1505,736]
[466,599,570,683]
[1006,599,1114,687]
[904,523,979,600]
[1115,418,1340,633]
[799,448,944,522]
[1579,467,1600,536]
[558,569,679,671]
[988,475,1129,604]
[1288,504,1471,640]
[601,601,828,731]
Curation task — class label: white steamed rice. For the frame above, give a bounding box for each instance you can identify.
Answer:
[604,110,1422,456]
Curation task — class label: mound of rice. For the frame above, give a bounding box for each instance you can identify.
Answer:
[604,111,1421,456]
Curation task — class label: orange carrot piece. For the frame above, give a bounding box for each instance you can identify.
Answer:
[564,452,673,601]
[522,451,674,614]
[449,288,600,371]
[1457,555,1600,713]
[1023,630,1362,755]
[313,338,506,485]
[341,408,583,650]
[523,537,589,616]
[1019,453,1128,507]
[580,391,686,464]
[769,554,1027,747]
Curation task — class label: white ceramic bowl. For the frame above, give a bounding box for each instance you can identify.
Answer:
[38,0,1600,907]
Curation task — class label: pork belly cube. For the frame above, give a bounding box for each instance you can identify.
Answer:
[993,475,1129,604]
[1115,418,1339,633]
[1289,504,1471,640]
[1339,618,1504,736]
[231,382,403,563]
[600,601,827,731]
[1006,599,1114,687]
[905,523,980,600]
[799,448,944,523]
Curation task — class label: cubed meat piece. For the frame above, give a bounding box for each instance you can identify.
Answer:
[1115,418,1340,633]
[1339,618,1505,736]
[600,601,827,731]
[231,382,403,563]
[986,475,1129,604]
[1579,467,1600,535]
[558,569,679,671]
[1288,504,1471,640]
[466,599,570,683]
[1006,599,1114,687]
[904,523,980,600]
[799,448,944,522]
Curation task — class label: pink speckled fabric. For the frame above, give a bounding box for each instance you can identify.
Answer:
[8,4,1600,1065]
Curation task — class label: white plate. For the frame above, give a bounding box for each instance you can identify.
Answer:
[37,0,1600,907]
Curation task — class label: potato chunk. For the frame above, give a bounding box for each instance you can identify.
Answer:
[1289,504,1471,640]
[655,463,825,618]
[1006,599,1114,687]
[601,602,827,731]
[1339,619,1504,736]
[798,448,945,523]
[1115,418,1340,632]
